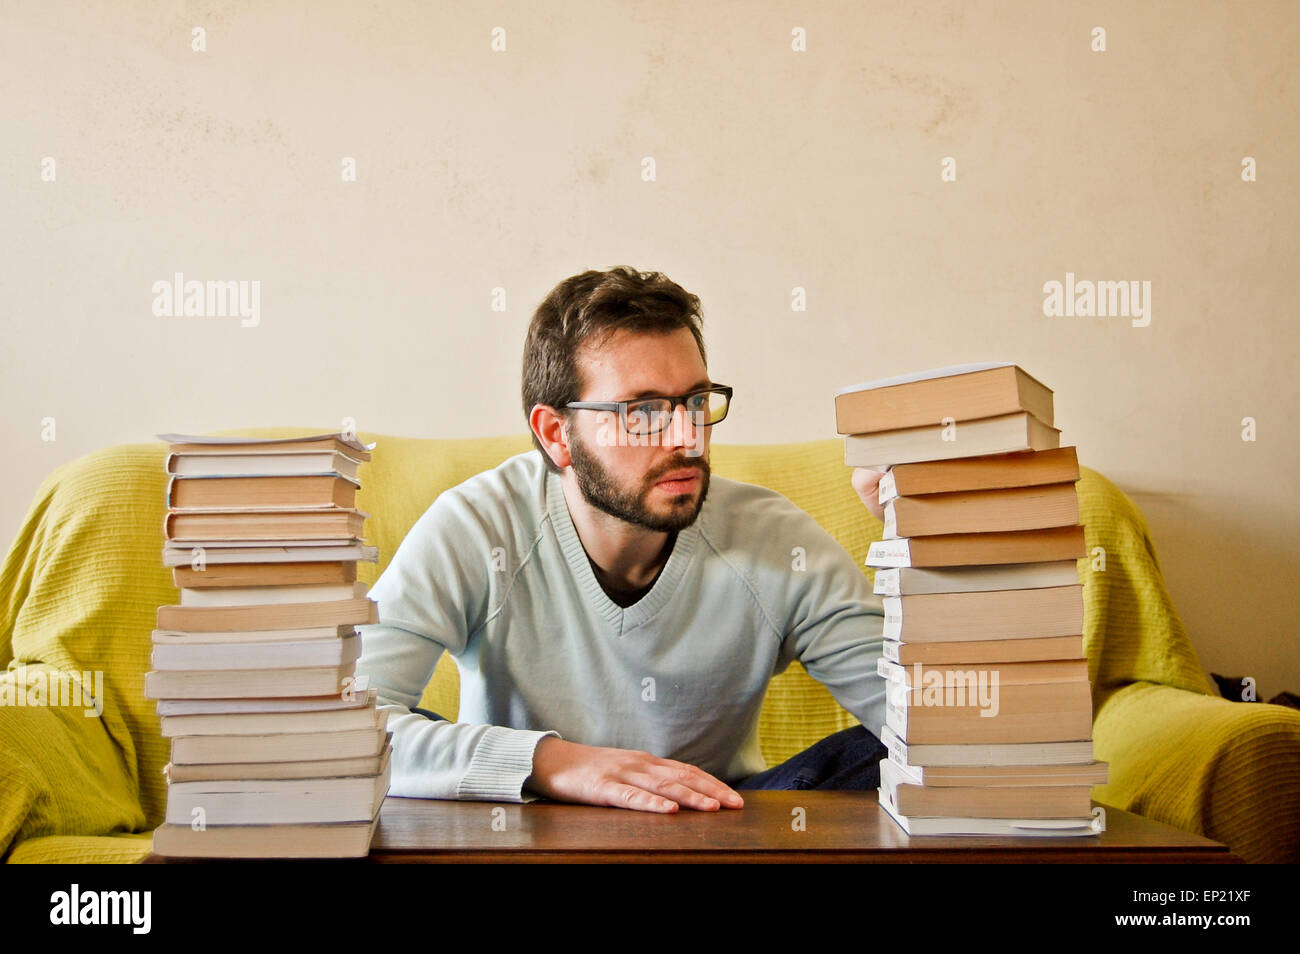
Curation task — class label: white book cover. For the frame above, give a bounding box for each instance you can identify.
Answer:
[157,431,376,452]
[162,544,378,566]
[154,685,374,716]
[151,633,362,671]
[153,626,356,644]
[166,452,364,478]
[166,538,363,548]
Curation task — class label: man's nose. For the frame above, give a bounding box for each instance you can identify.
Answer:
[664,402,705,456]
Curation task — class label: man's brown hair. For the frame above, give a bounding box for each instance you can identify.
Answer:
[522,266,707,473]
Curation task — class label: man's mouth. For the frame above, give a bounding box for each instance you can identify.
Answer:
[655,469,701,493]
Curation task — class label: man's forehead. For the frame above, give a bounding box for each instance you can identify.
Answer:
[576,329,707,395]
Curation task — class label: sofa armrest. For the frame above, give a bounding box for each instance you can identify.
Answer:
[5,833,154,864]
[0,665,145,860]
[1092,681,1300,864]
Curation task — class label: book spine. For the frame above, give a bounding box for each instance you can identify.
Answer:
[877,469,899,504]
[882,596,903,640]
[884,681,909,738]
[873,568,900,596]
[883,729,910,771]
[865,539,911,568]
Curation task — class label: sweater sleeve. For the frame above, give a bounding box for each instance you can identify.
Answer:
[356,488,561,802]
[773,507,888,740]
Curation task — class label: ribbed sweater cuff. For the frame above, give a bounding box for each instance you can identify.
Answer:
[457,726,562,803]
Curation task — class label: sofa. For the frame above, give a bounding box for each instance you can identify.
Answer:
[2,427,1297,864]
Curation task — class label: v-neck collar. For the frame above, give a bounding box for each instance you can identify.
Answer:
[545,466,699,635]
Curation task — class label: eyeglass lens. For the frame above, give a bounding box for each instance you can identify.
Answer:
[625,390,728,434]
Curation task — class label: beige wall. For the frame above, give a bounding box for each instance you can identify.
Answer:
[3,1,1296,697]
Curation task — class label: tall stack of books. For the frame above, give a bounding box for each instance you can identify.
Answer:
[146,431,390,858]
[834,363,1108,837]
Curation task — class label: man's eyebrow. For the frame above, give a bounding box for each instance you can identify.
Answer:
[622,379,713,401]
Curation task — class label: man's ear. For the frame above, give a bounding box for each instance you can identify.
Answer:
[530,404,572,469]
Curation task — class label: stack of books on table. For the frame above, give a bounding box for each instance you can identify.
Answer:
[834,363,1108,837]
[146,431,390,858]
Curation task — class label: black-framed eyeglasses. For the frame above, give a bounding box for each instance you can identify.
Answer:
[565,385,734,436]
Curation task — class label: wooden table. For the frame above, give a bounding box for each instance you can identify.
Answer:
[363,791,1240,863]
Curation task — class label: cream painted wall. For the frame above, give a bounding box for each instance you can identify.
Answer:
[3,1,1297,697]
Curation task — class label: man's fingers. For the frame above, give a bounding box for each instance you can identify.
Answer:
[851,467,884,495]
[850,468,888,518]
[630,772,724,811]
[605,782,678,814]
[644,759,744,808]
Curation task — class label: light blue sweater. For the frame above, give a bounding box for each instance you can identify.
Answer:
[355,450,886,801]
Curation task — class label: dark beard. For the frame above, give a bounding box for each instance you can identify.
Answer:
[567,429,710,533]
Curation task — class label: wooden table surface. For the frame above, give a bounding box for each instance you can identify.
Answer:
[363,791,1240,864]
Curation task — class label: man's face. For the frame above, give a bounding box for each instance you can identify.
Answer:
[565,326,713,533]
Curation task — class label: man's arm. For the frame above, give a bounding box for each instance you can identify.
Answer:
[356,620,560,801]
[773,495,888,739]
[356,488,559,801]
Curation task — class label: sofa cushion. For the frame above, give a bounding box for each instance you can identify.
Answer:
[0,664,145,860]
[6,832,153,864]
[1,444,178,830]
[1094,681,1300,864]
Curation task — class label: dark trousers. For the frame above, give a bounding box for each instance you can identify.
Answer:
[733,725,887,791]
[411,708,887,792]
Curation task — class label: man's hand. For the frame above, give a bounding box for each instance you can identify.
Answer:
[524,737,745,813]
[851,467,889,522]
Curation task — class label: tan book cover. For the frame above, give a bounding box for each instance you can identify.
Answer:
[878,447,1080,500]
[168,474,359,510]
[867,525,1087,568]
[884,482,1080,538]
[882,634,1086,665]
[834,363,1054,435]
